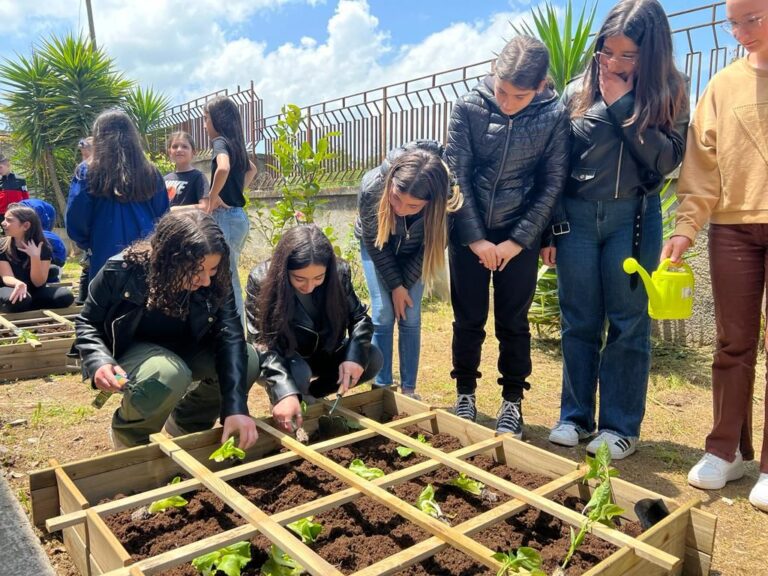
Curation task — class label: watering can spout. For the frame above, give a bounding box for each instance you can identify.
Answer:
[623,258,663,311]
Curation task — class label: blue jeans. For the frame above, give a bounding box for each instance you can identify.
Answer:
[360,242,424,392]
[213,206,249,318]
[555,194,662,439]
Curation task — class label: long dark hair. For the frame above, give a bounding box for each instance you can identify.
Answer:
[0,203,48,265]
[204,96,248,174]
[88,110,160,202]
[124,211,231,319]
[374,149,462,286]
[258,225,347,355]
[571,0,687,134]
[495,35,550,89]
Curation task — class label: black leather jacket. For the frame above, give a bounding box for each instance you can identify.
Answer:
[561,77,689,201]
[74,254,251,419]
[354,140,443,291]
[445,75,570,249]
[245,260,374,405]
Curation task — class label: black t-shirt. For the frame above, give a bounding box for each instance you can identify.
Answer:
[210,137,246,208]
[0,242,52,286]
[134,307,191,356]
[164,169,209,207]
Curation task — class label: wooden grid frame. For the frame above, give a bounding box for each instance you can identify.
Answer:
[0,305,82,381]
[30,389,717,576]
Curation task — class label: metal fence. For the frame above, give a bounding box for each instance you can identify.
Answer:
[156,1,738,189]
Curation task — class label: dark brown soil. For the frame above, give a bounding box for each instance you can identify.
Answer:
[103,426,642,576]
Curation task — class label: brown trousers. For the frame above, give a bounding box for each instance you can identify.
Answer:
[708,224,768,473]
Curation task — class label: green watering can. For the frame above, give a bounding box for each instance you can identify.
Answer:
[623,257,694,320]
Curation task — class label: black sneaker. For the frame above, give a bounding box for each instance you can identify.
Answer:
[496,398,523,439]
[454,393,477,422]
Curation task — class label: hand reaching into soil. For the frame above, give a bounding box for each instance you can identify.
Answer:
[221,414,258,450]
[273,394,303,433]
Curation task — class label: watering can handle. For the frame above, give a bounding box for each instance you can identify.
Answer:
[657,258,692,274]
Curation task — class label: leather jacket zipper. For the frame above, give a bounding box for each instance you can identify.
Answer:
[111,312,131,358]
[487,117,514,229]
[614,141,624,199]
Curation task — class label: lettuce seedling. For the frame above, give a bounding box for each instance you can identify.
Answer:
[209,437,246,463]
[260,544,303,576]
[287,516,322,544]
[348,458,385,480]
[191,540,251,576]
[416,484,452,521]
[396,433,430,458]
[492,546,546,576]
[148,476,188,514]
[561,441,625,570]
[447,472,485,496]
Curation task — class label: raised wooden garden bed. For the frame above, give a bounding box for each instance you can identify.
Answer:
[30,389,717,575]
[0,304,82,381]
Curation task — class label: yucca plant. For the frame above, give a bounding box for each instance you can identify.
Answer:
[123,85,171,150]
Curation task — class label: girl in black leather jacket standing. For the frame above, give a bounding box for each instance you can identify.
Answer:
[445,36,570,438]
[546,0,688,459]
[245,225,382,433]
[74,211,261,450]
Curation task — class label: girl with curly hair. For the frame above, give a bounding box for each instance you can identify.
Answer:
[74,210,260,450]
[245,225,382,433]
[66,110,169,285]
[0,203,74,312]
[203,96,258,316]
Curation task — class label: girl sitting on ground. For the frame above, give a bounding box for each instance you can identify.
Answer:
[0,203,74,312]
[245,224,382,433]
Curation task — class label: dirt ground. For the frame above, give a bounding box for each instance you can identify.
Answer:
[1,299,766,575]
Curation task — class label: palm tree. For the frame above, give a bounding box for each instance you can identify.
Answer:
[0,34,131,218]
[123,85,171,150]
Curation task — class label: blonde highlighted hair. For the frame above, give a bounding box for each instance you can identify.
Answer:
[375,149,462,286]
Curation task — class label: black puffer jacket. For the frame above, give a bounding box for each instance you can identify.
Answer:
[354,140,443,291]
[245,260,374,405]
[445,75,570,248]
[562,77,689,200]
[74,254,251,419]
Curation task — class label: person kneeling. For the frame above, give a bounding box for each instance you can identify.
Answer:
[74,211,260,450]
[245,224,382,432]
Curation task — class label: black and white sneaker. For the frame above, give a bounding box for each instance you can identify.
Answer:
[587,431,637,460]
[454,393,477,422]
[496,399,524,439]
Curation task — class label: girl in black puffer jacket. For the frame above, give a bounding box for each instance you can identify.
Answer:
[445,36,570,439]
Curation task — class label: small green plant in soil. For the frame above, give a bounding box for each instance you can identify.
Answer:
[561,442,625,570]
[287,516,322,544]
[15,329,40,345]
[447,472,484,496]
[147,476,188,514]
[492,546,547,576]
[396,433,430,458]
[416,483,453,522]
[260,544,303,576]
[348,458,385,480]
[209,437,246,463]
[191,540,251,576]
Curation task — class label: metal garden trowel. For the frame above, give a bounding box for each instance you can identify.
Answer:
[319,390,349,437]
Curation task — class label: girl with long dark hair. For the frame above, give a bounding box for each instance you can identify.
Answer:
[203,96,258,316]
[547,0,688,459]
[0,203,74,312]
[74,211,260,449]
[245,225,381,432]
[66,110,169,284]
[356,142,461,398]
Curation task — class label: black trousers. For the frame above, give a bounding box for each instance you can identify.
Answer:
[449,230,539,401]
[0,285,75,313]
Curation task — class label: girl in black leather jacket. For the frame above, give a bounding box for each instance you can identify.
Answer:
[74,211,260,449]
[546,0,688,460]
[245,225,382,433]
[445,36,570,439]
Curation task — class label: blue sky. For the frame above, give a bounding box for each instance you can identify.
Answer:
[0,0,732,113]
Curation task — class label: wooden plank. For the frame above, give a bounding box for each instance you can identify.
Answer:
[151,433,344,576]
[254,419,506,574]
[684,508,717,575]
[86,509,133,571]
[0,313,41,347]
[333,405,681,573]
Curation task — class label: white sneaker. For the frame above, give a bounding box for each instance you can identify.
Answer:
[549,423,591,447]
[586,431,637,460]
[748,473,768,512]
[687,452,744,490]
